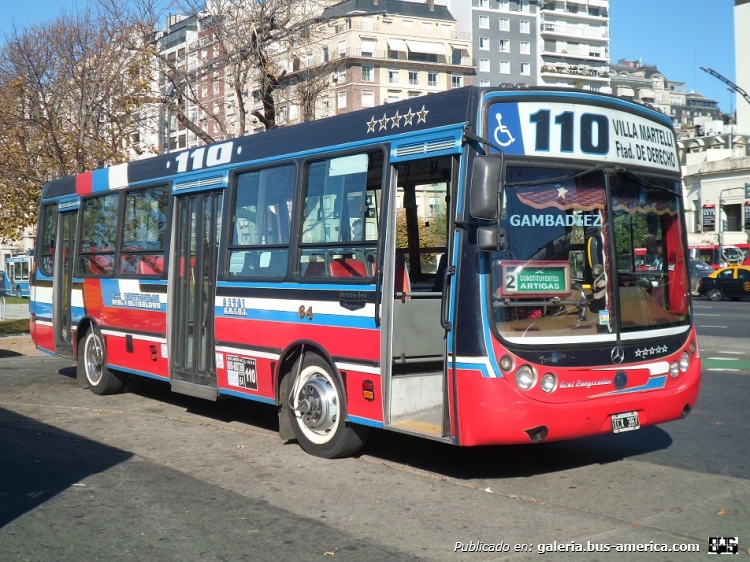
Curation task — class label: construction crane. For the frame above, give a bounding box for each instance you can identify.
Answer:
[700,67,750,107]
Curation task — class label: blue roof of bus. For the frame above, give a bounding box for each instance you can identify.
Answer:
[40,86,674,200]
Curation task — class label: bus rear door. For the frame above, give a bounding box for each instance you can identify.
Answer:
[54,208,77,355]
[170,190,223,400]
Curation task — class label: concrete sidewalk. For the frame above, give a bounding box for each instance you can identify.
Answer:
[0,301,29,321]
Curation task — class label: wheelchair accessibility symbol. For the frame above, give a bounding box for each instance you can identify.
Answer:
[493,113,516,147]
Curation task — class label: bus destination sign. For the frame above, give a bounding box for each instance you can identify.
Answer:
[498,261,571,297]
[486,100,679,172]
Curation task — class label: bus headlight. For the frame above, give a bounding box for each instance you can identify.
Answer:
[669,361,679,378]
[679,352,690,373]
[540,373,557,393]
[516,365,537,390]
[499,355,514,372]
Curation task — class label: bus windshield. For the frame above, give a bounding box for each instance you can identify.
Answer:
[491,166,690,344]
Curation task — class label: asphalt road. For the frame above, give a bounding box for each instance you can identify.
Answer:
[1,345,748,561]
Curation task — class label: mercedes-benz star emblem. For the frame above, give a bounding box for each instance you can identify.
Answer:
[611,346,625,364]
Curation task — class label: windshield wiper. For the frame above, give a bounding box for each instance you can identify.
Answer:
[505,165,605,188]
[614,166,678,196]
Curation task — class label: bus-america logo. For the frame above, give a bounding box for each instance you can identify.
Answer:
[366,105,429,133]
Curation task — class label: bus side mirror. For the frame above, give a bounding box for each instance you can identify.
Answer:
[470,156,504,220]
[478,226,507,251]
[471,156,506,251]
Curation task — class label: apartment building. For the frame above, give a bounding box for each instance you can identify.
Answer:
[538,0,610,91]
[437,0,540,88]
[273,0,474,123]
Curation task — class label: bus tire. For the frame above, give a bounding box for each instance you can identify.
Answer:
[77,328,124,395]
[286,353,368,459]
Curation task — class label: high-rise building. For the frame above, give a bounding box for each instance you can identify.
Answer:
[735,0,750,132]
[538,0,610,91]
[273,0,474,123]
[438,0,540,88]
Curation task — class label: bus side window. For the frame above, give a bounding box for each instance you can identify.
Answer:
[79,193,119,277]
[298,151,383,282]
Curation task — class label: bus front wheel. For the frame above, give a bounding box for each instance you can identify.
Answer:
[286,353,368,459]
[77,329,124,395]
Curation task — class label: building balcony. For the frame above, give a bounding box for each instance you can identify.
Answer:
[540,22,609,41]
[324,48,474,68]
[542,46,609,62]
[540,8,609,22]
[540,64,611,81]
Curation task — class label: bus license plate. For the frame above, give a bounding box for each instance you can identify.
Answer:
[611,411,640,433]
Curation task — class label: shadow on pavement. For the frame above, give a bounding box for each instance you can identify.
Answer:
[0,408,133,528]
[113,373,674,480]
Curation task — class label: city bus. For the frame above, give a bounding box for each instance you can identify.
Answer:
[30,86,701,458]
[4,254,33,298]
[689,243,748,268]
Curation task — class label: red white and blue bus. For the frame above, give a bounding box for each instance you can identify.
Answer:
[4,254,34,298]
[30,86,701,458]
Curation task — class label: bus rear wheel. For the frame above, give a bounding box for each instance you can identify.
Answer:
[77,329,124,395]
[286,353,368,459]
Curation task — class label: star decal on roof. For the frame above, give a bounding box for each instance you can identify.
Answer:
[366,106,426,133]
[557,186,568,200]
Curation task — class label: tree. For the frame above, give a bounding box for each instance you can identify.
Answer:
[100,0,338,142]
[0,7,155,241]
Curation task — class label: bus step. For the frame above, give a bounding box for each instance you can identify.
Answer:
[389,418,442,437]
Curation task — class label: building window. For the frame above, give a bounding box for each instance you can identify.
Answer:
[478,15,489,29]
[361,39,376,58]
[520,20,530,33]
[479,37,490,50]
[451,75,463,88]
[362,65,374,82]
[499,18,510,31]
[499,39,510,53]
[388,69,399,83]
[409,70,419,85]
[479,0,489,7]
[428,72,438,87]
[520,62,530,75]
[201,85,208,98]
[213,81,220,94]
[520,41,530,55]
[498,0,509,10]
[361,90,374,108]
[403,20,413,27]
[337,66,347,84]
[307,51,314,66]
[337,90,347,109]
[480,79,491,87]
[499,60,510,74]
[338,41,346,57]
[520,0,529,12]
[386,91,400,103]
[479,59,490,73]
[408,91,421,98]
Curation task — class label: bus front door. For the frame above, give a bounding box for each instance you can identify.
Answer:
[170,191,222,400]
[54,209,77,356]
[384,155,455,441]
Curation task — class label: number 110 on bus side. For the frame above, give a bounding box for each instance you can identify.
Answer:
[529,110,609,155]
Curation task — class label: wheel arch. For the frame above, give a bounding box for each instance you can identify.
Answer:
[74,316,99,359]
[275,339,344,403]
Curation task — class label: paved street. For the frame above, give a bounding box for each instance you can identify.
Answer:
[1,339,748,561]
